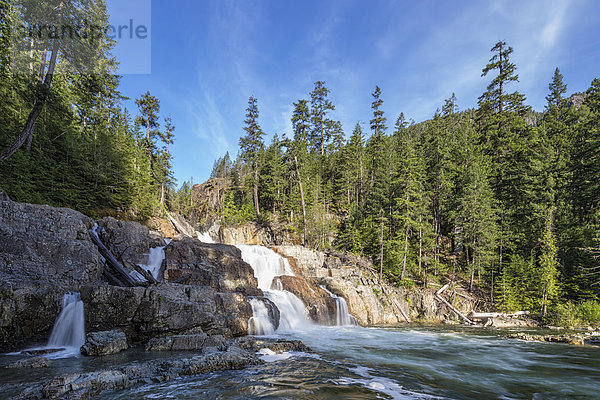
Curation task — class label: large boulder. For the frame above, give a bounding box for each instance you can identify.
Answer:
[80,283,253,343]
[80,330,128,356]
[145,334,227,351]
[0,201,104,351]
[163,238,261,296]
[0,200,103,290]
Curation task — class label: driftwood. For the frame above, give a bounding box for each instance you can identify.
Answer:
[134,265,158,284]
[468,311,530,320]
[435,283,474,325]
[165,211,193,238]
[89,228,138,287]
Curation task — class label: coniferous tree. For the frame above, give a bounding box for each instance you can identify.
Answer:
[239,95,265,218]
[309,81,335,155]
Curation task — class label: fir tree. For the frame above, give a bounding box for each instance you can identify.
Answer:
[239,95,265,218]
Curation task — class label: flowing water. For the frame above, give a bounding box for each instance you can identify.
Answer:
[238,245,313,331]
[17,325,591,399]
[3,246,599,398]
[13,292,86,359]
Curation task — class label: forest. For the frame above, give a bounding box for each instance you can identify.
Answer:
[0,0,174,218]
[1,0,600,325]
[207,43,600,324]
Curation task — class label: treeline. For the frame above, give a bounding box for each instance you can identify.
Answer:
[209,41,600,323]
[0,0,175,218]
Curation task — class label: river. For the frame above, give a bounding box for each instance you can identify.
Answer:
[98,324,600,399]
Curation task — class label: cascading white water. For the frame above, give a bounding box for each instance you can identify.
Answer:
[320,285,358,326]
[48,292,85,349]
[248,298,275,335]
[196,231,215,243]
[238,245,311,332]
[139,242,167,281]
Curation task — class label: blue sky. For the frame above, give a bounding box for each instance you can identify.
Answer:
[107,0,600,186]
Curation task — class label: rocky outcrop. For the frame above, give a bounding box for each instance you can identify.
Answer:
[80,330,128,356]
[163,238,261,296]
[273,276,336,325]
[0,201,103,290]
[97,217,166,275]
[0,200,267,352]
[38,344,262,399]
[272,246,409,326]
[219,222,300,246]
[0,201,105,351]
[145,217,178,238]
[4,355,50,369]
[80,283,253,342]
[505,332,587,346]
[145,333,228,351]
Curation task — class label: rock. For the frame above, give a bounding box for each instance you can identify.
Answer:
[145,217,178,238]
[4,355,50,369]
[505,332,587,346]
[145,334,227,351]
[42,370,130,399]
[81,330,128,356]
[97,217,166,276]
[274,275,336,325]
[81,283,252,343]
[0,201,104,351]
[0,200,103,290]
[40,344,262,399]
[232,336,312,353]
[163,238,261,296]
[21,348,65,356]
[272,245,411,326]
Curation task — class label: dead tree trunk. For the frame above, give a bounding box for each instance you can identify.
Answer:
[0,38,59,161]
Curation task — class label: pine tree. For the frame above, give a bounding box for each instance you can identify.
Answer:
[537,209,560,317]
[239,95,265,218]
[309,81,335,155]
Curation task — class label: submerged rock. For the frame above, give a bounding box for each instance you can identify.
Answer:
[505,332,586,346]
[80,329,128,356]
[38,344,262,399]
[4,355,50,369]
[145,334,227,351]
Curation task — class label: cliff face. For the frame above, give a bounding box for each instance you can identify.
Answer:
[0,200,261,352]
[272,246,410,326]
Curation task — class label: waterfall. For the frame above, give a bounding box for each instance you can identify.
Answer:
[248,298,275,335]
[48,292,85,349]
[320,285,358,326]
[238,245,311,332]
[140,243,167,281]
[196,231,215,243]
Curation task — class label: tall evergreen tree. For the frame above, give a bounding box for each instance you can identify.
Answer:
[239,95,265,218]
[309,81,335,155]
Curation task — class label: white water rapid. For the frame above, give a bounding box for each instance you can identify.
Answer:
[248,298,275,335]
[320,285,357,326]
[237,245,311,332]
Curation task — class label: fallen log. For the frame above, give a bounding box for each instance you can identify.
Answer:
[380,286,412,323]
[468,311,530,320]
[134,265,158,284]
[435,284,474,325]
[165,210,193,238]
[89,228,138,287]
